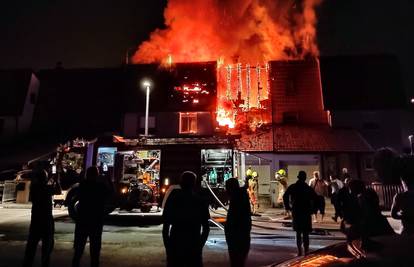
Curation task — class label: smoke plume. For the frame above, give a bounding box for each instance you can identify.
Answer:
[132,0,322,64]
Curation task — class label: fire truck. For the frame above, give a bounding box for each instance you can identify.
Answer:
[52,136,164,219]
[53,134,237,219]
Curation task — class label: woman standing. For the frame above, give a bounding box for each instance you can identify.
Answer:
[225,178,252,267]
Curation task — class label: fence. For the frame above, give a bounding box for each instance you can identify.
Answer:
[367,183,404,211]
[1,180,17,203]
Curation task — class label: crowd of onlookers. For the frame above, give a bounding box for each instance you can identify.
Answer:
[283,155,414,260]
[21,154,414,267]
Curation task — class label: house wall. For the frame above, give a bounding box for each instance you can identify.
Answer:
[250,152,320,194]
[269,59,328,124]
[329,110,405,152]
[18,73,39,134]
[123,111,215,137]
[250,152,375,200]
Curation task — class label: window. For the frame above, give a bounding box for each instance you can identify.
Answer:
[139,116,156,128]
[364,156,374,170]
[179,112,197,134]
[282,112,299,124]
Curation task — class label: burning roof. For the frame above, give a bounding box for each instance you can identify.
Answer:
[132,0,321,64]
[131,0,323,131]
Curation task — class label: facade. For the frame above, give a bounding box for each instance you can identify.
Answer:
[236,60,374,204]
[30,56,408,205]
[0,70,39,142]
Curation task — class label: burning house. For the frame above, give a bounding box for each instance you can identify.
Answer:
[124,0,374,204]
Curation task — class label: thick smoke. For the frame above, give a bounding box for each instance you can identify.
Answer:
[132,0,322,64]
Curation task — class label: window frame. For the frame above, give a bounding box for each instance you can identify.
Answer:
[179,112,198,134]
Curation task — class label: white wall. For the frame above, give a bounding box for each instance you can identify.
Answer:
[18,73,39,133]
[250,152,321,196]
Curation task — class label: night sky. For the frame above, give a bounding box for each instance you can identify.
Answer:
[0,0,413,96]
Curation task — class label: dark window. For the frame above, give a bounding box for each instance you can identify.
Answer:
[282,112,299,124]
[364,156,374,170]
[30,93,36,104]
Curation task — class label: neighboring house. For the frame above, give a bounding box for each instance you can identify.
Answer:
[0,70,39,142]
[320,55,413,153]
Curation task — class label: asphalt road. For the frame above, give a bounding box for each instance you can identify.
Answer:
[0,208,341,267]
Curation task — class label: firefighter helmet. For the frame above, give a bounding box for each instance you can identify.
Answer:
[277,169,286,177]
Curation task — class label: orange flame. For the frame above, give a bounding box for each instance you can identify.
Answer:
[132,0,322,64]
[217,108,235,129]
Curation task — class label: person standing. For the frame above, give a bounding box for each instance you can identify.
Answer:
[23,169,57,267]
[72,166,111,267]
[308,171,329,222]
[283,171,318,256]
[225,178,251,267]
[391,158,414,235]
[248,171,259,215]
[341,168,351,181]
[328,175,344,222]
[162,171,210,267]
[275,169,288,208]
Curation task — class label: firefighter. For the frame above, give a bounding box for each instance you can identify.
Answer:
[248,171,259,215]
[275,169,288,207]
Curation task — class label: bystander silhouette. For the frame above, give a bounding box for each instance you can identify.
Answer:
[391,156,414,235]
[225,178,251,267]
[72,166,111,267]
[23,169,56,267]
[162,171,210,267]
[283,171,318,256]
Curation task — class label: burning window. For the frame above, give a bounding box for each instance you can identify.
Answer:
[179,112,197,134]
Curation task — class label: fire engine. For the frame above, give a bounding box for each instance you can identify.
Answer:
[51,134,237,219]
[51,136,165,219]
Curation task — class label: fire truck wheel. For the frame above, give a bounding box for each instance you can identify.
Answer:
[68,194,80,220]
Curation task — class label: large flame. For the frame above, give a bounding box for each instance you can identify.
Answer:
[132,0,322,64]
[132,0,322,129]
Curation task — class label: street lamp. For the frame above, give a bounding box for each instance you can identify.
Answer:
[142,79,152,136]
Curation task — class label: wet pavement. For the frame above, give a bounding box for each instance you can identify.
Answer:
[0,206,342,267]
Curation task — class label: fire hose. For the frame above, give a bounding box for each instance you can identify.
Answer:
[202,180,228,211]
[202,180,276,233]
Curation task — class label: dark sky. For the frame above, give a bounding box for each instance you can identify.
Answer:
[0,0,413,96]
